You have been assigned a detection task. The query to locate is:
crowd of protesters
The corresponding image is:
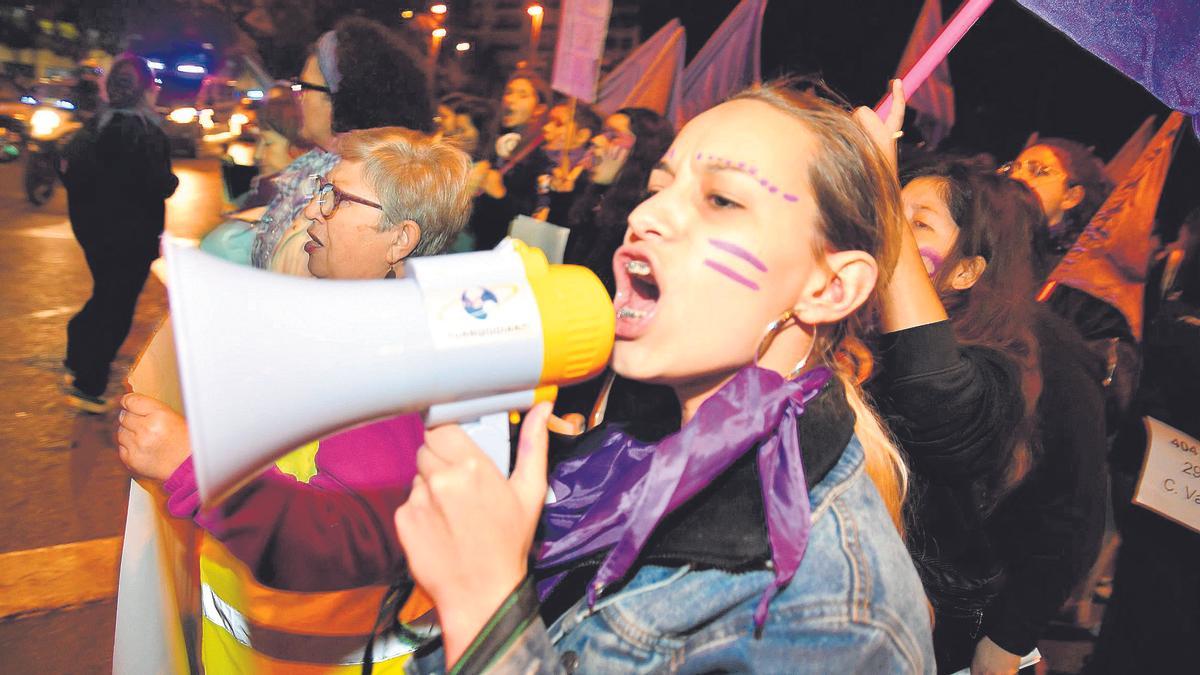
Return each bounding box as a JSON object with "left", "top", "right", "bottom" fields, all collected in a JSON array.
[{"left": 53, "top": 13, "right": 1198, "bottom": 675}]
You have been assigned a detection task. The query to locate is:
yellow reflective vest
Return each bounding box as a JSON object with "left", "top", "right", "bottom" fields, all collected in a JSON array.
[{"left": 197, "top": 441, "right": 429, "bottom": 673}]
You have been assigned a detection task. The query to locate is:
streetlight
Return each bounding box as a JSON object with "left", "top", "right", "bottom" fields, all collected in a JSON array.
[
  {"left": 429, "top": 27, "right": 447, "bottom": 89},
  {"left": 401, "top": 10, "right": 414, "bottom": 19},
  {"left": 430, "top": 3, "right": 447, "bottom": 14},
  {"left": 455, "top": 42, "right": 471, "bottom": 52},
  {"left": 527, "top": 4, "right": 544, "bottom": 68}
]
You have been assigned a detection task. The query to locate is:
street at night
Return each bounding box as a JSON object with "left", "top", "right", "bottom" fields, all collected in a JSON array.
[{"left": 0, "top": 151, "right": 222, "bottom": 673}]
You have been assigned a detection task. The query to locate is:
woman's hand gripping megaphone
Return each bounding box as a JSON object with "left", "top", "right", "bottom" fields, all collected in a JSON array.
[{"left": 394, "top": 401, "right": 553, "bottom": 668}]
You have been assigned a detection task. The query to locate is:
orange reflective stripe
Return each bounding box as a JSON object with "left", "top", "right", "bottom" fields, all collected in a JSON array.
[
  {"left": 200, "top": 535, "right": 390, "bottom": 636},
  {"left": 398, "top": 585, "right": 435, "bottom": 624}
]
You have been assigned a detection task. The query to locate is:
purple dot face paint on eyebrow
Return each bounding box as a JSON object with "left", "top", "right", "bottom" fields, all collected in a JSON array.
[
  {"left": 769, "top": 185, "right": 779, "bottom": 193},
  {"left": 708, "top": 238, "right": 768, "bottom": 272},
  {"left": 704, "top": 259, "right": 760, "bottom": 291},
  {"left": 918, "top": 246, "right": 945, "bottom": 278}
]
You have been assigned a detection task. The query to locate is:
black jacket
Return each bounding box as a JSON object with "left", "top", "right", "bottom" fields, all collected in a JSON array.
[{"left": 61, "top": 109, "right": 178, "bottom": 251}]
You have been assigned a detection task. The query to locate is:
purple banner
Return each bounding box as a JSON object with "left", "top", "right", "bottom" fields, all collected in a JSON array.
[
  {"left": 551, "top": 0, "right": 614, "bottom": 103},
  {"left": 1017, "top": 0, "right": 1200, "bottom": 137}
]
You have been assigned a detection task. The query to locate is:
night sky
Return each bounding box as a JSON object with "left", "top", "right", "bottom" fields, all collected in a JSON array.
[{"left": 642, "top": 0, "right": 1199, "bottom": 234}]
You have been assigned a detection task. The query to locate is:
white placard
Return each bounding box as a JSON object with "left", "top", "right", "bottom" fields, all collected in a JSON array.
[
  {"left": 1133, "top": 417, "right": 1200, "bottom": 533},
  {"left": 509, "top": 215, "right": 570, "bottom": 264}
]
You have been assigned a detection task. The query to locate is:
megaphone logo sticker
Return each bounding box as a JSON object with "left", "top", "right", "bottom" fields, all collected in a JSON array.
[
  {"left": 426, "top": 283, "right": 537, "bottom": 350},
  {"left": 461, "top": 287, "right": 499, "bottom": 320}
]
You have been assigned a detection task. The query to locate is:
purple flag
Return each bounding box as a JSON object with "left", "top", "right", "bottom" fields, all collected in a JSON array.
[
  {"left": 594, "top": 19, "right": 687, "bottom": 120},
  {"left": 551, "top": 0, "right": 613, "bottom": 103},
  {"left": 1016, "top": 0, "right": 1200, "bottom": 138},
  {"left": 674, "top": 0, "right": 768, "bottom": 127},
  {"left": 895, "top": 0, "right": 956, "bottom": 147}
]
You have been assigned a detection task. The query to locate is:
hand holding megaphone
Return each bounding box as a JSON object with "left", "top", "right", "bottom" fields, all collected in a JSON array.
[{"left": 163, "top": 237, "right": 614, "bottom": 504}]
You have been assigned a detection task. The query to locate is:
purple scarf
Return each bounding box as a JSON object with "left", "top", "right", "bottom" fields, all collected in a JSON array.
[{"left": 537, "top": 365, "right": 833, "bottom": 630}]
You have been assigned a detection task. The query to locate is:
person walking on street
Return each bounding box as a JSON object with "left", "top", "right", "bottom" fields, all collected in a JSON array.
[{"left": 60, "top": 54, "right": 178, "bottom": 413}]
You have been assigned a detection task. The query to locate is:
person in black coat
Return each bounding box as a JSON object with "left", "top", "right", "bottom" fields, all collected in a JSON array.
[
  {"left": 467, "top": 72, "right": 552, "bottom": 251},
  {"left": 60, "top": 55, "right": 178, "bottom": 412},
  {"left": 869, "top": 150, "right": 1105, "bottom": 673}
]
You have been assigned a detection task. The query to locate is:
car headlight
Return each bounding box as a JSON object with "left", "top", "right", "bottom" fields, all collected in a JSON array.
[
  {"left": 30, "top": 109, "right": 62, "bottom": 138},
  {"left": 168, "top": 107, "right": 198, "bottom": 124}
]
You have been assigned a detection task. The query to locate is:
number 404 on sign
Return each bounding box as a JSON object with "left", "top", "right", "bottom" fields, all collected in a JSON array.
[{"left": 1134, "top": 417, "right": 1200, "bottom": 533}]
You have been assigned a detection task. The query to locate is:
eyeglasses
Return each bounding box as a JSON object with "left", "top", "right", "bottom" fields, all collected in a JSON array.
[
  {"left": 998, "top": 159, "right": 1064, "bottom": 180},
  {"left": 291, "top": 79, "right": 331, "bottom": 95},
  {"left": 306, "top": 174, "right": 384, "bottom": 219}
]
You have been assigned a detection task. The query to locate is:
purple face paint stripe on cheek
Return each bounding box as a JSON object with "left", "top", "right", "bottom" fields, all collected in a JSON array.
[
  {"left": 707, "top": 238, "right": 768, "bottom": 272},
  {"left": 918, "top": 246, "right": 945, "bottom": 277},
  {"left": 704, "top": 259, "right": 760, "bottom": 291},
  {"left": 783, "top": 193, "right": 799, "bottom": 202}
]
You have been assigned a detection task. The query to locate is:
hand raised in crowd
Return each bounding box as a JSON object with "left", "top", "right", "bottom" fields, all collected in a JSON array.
[
  {"left": 466, "top": 160, "right": 490, "bottom": 196},
  {"left": 589, "top": 142, "right": 630, "bottom": 186},
  {"left": 467, "top": 160, "right": 507, "bottom": 199},
  {"left": 394, "top": 402, "right": 552, "bottom": 669},
  {"left": 970, "top": 636, "right": 1023, "bottom": 675},
  {"left": 548, "top": 162, "right": 587, "bottom": 193},
  {"left": 116, "top": 393, "right": 192, "bottom": 481},
  {"left": 852, "top": 78, "right": 905, "bottom": 171}
]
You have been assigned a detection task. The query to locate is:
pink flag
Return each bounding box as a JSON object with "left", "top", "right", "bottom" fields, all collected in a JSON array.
[
  {"left": 674, "top": 0, "right": 768, "bottom": 127},
  {"left": 895, "top": 0, "right": 956, "bottom": 147},
  {"left": 551, "top": 0, "right": 613, "bottom": 103},
  {"left": 595, "top": 19, "right": 686, "bottom": 119}
]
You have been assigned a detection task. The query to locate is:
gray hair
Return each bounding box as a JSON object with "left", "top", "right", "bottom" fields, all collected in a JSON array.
[{"left": 338, "top": 127, "right": 473, "bottom": 255}]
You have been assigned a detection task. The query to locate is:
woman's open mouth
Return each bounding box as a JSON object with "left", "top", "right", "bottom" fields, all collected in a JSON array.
[{"left": 612, "top": 247, "right": 661, "bottom": 340}]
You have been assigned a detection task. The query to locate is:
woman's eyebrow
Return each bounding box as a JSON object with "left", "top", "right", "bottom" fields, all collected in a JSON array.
[{"left": 652, "top": 161, "right": 675, "bottom": 176}]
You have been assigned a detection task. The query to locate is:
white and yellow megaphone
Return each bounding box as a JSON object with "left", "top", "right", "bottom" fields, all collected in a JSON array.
[{"left": 162, "top": 236, "right": 614, "bottom": 504}]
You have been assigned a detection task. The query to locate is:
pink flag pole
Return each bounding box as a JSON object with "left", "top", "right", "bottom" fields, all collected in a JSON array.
[{"left": 876, "top": 0, "right": 994, "bottom": 118}]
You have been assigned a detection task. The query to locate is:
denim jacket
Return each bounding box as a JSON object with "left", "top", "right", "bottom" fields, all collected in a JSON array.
[{"left": 408, "top": 438, "right": 934, "bottom": 674}]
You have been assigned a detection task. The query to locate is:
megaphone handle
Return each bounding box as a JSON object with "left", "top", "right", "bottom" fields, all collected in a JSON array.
[{"left": 458, "top": 412, "right": 514, "bottom": 478}]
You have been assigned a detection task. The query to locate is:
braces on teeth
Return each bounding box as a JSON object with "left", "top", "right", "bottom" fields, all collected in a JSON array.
[
  {"left": 625, "top": 260, "right": 651, "bottom": 276},
  {"left": 618, "top": 307, "right": 647, "bottom": 319}
]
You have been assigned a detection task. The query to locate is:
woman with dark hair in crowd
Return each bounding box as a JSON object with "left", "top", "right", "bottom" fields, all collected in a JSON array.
[
  {"left": 862, "top": 90, "right": 1106, "bottom": 671},
  {"left": 1003, "top": 139, "right": 1114, "bottom": 280},
  {"left": 251, "top": 16, "right": 433, "bottom": 272},
  {"left": 436, "top": 93, "right": 496, "bottom": 161},
  {"left": 1003, "top": 138, "right": 1137, "bottom": 431},
  {"left": 467, "top": 70, "right": 553, "bottom": 250},
  {"left": 60, "top": 54, "right": 178, "bottom": 412},
  {"left": 549, "top": 107, "right": 675, "bottom": 293},
  {"left": 547, "top": 107, "right": 678, "bottom": 433}
]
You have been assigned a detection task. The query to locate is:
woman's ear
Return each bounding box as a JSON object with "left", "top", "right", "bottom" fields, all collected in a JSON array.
[
  {"left": 949, "top": 255, "right": 987, "bottom": 290},
  {"left": 1061, "top": 184, "right": 1085, "bottom": 212},
  {"left": 388, "top": 219, "right": 421, "bottom": 265},
  {"left": 794, "top": 250, "right": 879, "bottom": 326}
]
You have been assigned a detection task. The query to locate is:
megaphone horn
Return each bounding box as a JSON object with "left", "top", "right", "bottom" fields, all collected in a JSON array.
[{"left": 163, "top": 236, "right": 614, "bottom": 504}]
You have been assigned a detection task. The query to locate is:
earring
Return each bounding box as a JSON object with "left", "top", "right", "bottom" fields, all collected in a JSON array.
[{"left": 755, "top": 309, "right": 819, "bottom": 380}]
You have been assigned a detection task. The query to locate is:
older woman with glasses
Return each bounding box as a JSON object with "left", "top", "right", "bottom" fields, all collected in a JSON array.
[{"left": 116, "top": 127, "right": 472, "bottom": 673}]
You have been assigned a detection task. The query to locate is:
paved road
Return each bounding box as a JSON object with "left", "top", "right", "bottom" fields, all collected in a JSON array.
[{"left": 0, "top": 150, "right": 224, "bottom": 674}]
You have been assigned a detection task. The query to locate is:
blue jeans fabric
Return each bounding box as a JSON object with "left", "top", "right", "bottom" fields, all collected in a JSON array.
[{"left": 409, "top": 438, "right": 934, "bottom": 674}]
